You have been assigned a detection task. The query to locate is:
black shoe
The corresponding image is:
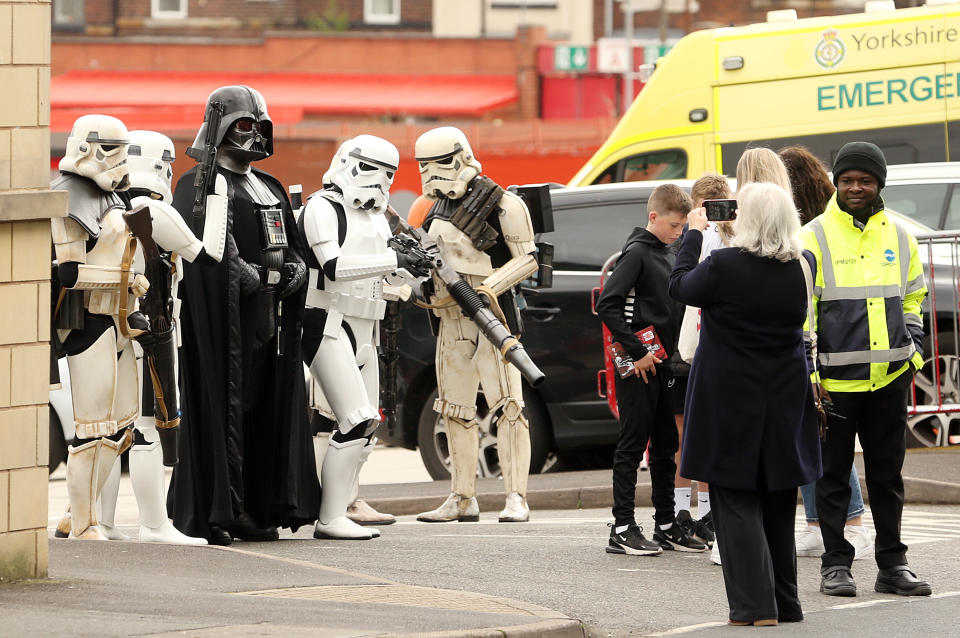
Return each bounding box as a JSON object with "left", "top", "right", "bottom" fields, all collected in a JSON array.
[
  {"left": 820, "top": 565, "right": 857, "bottom": 597},
  {"left": 875, "top": 565, "right": 932, "bottom": 596},
  {"left": 606, "top": 523, "right": 663, "bottom": 556},
  {"left": 677, "top": 510, "right": 715, "bottom": 547},
  {"left": 207, "top": 526, "right": 233, "bottom": 546},
  {"left": 223, "top": 512, "right": 279, "bottom": 542},
  {"left": 653, "top": 521, "right": 708, "bottom": 552}
]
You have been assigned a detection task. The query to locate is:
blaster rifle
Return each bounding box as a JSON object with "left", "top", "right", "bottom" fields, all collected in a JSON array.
[
  {"left": 384, "top": 206, "right": 545, "bottom": 388},
  {"left": 185, "top": 100, "right": 224, "bottom": 232},
  {"left": 123, "top": 204, "right": 181, "bottom": 467}
]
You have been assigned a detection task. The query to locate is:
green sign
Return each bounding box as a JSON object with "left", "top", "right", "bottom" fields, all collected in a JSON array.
[{"left": 555, "top": 45, "right": 588, "bottom": 72}]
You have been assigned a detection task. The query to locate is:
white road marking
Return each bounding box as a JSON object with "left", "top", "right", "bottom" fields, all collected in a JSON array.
[
  {"left": 831, "top": 600, "right": 896, "bottom": 609},
  {"left": 647, "top": 621, "right": 727, "bottom": 635}
]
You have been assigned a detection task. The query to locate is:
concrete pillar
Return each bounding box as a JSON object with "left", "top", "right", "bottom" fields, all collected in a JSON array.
[
  {"left": 0, "top": 0, "right": 67, "bottom": 582},
  {"left": 514, "top": 24, "right": 546, "bottom": 121}
]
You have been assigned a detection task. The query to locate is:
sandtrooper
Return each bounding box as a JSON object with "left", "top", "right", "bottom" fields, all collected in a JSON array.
[
  {"left": 51, "top": 115, "right": 153, "bottom": 540},
  {"left": 94, "top": 130, "right": 228, "bottom": 544},
  {"left": 413, "top": 127, "right": 539, "bottom": 523},
  {"left": 299, "top": 135, "right": 429, "bottom": 539}
]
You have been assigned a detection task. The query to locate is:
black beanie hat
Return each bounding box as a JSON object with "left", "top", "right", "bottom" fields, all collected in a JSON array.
[{"left": 832, "top": 141, "right": 886, "bottom": 189}]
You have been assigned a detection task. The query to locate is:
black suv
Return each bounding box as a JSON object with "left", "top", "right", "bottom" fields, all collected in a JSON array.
[{"left": 378, "top": 181, "right": 694, "bottom": 479}]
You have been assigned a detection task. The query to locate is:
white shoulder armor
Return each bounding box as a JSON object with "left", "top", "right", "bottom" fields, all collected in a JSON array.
[
  {"left": 498, "top": 191, "right": 537, "bottom": 257},
  {"left": 131, "top": 196, "right": 203, "bottom": 262},
  {"left": 303, "top": 195, "right": 343, "bottom": 266}
]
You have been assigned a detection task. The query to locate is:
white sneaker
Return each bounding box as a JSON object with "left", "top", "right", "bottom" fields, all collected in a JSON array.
[
  {"left": 710, "top": 540, "right": 721, "bottom": 565},
  {"left": 844, "top": 525, "right": 873, "bottom": 561},
  {"left": 795, "top": 525, "right": 824, "bottom": 557}
]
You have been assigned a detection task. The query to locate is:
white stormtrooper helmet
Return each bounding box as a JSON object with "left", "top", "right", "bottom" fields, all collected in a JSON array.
[
  {"left": 59, "top": 114, "right": 131, "bottom": 191},
  {"left": 127, "top": 130, "right": 176, "bottom": 204},
  {"left": 325, "top": 135, "right": 399, "bottom": 214},
  {"left": 415, "top": 126, "right": 482, "bottom": 200}
]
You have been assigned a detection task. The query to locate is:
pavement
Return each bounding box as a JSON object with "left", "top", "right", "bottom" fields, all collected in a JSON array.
[{"left": 5, "top": 445, "right": 959, "bottom": 638}]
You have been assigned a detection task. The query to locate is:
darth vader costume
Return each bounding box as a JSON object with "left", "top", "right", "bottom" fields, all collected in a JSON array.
[{"left": 167, "top": 85, "right": 319, "bottom": 543}]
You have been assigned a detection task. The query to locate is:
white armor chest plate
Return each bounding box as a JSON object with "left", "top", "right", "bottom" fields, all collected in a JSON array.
[
  {"left": 84, "top": 208, "right": 143, "bottom": 321},
  {"left": 324, "top": 208, "right": 392, "bottom": 301},
  {"left": 428, "top": 218, "right": 493, "bottom": 278}
]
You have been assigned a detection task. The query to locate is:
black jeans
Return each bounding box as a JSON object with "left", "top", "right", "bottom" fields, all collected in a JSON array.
[
  {"left": 712, "top": 484, "right": 802, "bottom": 623},
  {"left": 612, "top": 368, "right": 678, "bottom": 527},
  {"left": 815, "top": 372, "right": 910, "bottom": 569}
]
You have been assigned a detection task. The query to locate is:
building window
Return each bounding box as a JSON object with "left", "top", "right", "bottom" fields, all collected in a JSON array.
[
  {"left": 152, "top": 0, "right": 187, "bottom": 19},
  {"left": 364, "top": 0, "right": 400, "bottom": 25},
  {"left": 53, "top": 0, "right": 84, "bottom": 28}
]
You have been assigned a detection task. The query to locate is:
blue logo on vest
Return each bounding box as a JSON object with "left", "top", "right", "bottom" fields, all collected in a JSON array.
[{"left": 884, "top": 249, "right": 896, "bottom": 263}]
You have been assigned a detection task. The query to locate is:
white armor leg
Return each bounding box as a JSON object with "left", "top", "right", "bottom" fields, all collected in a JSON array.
[
  {"left": 417, "top": 315, "right": 482, "bottom": 523},
  {"left": 477, "top": 330, "right": 531, "bottom": 523},
  {"left": 98, "top": 458, "right": 130, "bottom": 540},
  {"left": 129, "top": 418, "right": 207, "bottom": 545},
  {"left": 67, "top": 436, "right": 124, "bottom": 539},
  {"left": 315, "top": 438, "right": 375, "bottom": 540},
  {"left": 310, "top": 320, "right": 380, "bottom": 540},
  {"left": 67, "top": 328, "right": 121, "bottom": 440}
]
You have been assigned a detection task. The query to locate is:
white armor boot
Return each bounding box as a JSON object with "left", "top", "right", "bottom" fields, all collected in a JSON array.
[
  {"left": 98, "top": 458, "right": 130, "bottom": 540},
  {"left": 130, "top": 433, "right": 207, "bottom": 545},
  {"left": 315, "top": 438, "right": 378, "bottom": 540},
  {"left": 496, "top": 399, "right": 531, "bottom": 523},
  {"left": 417, "top": 416, "right": 480, "bottom": 522},
  {"left": 66, "top": 437, "right": 125, "bottom": 539},
  {"left": 346, "top": 438, "right": 396, "bottom": 526}
]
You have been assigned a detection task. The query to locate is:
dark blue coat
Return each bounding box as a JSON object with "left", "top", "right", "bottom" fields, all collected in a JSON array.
[{"left": 668, "top": 230, "right": 822, "bottom": 492}]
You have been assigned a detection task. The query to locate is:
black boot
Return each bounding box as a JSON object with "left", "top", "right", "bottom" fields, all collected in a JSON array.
[
  {"left": 223, "top": 512, "right": 279, "bottom": 542},
  {"left": 875, "top": 565, "right": 932, "bottom": 596},
  {"left": 207, "top": 525, "right": 233, "bottom": 546}
]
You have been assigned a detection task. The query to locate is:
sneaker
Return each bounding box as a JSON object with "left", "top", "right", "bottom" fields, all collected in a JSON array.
[
  {"left": 692, "top": 513, "right": 716, "bottom": 547},
  {"left": 606, "top": 523, "right": 663, "bottom": 556},
  {"left": 710, "top": 540, "right": 722, "bottom": 565},
  {"left": 795, "top": 525, "right": 825, "bottom": 557},
  {"left": 653, "top": 521, "right": 708, "bottom": 552},
  {"left": 844, "top": 525, "right": 873, "bottom": 561},
  {"left": 676, "top": 510, "right": 714, "bottom": 547}
]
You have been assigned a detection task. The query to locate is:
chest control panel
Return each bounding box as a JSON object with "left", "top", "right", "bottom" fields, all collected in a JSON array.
[{"left": 258, "top": 207, "right": 288, "bottom": 249}]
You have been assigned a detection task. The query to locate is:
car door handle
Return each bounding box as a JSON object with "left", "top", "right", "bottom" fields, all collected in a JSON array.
[{"left": 526, "top": 305, "right": 561, "bottom": 319}]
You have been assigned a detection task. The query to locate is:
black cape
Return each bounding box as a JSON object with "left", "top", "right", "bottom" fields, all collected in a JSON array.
[{"left": 167, "top": 165, "right": 319, "bottom": 537}]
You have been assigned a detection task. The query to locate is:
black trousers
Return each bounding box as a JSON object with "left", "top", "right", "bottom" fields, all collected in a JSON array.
[
  {"left": 612, "top": 369, "right": 678, "bottom": 527},
  {"left": 815, "top": 372, "right": 910, "bottom": 569},
  {"left": 712, "top": 484, "right": 802, "bottom": 623}
]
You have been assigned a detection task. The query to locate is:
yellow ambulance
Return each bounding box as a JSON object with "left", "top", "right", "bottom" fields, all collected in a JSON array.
[{"left": 569, "top": 1, "right": 960, "bottom": 186}]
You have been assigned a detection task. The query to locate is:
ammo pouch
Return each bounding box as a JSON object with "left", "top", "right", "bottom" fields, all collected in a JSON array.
[{"left": 449, "top": 176, "right": 504, "bottom": 251}]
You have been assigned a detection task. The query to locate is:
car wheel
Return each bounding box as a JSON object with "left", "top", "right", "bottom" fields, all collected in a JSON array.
[
  {"left": 906, "top": 331, "right": 960, "bottom": 447},
  {"left": 416, "top": 387, "right": 554, "bottom": 481},
  {"left": 48, "top": 406, "right": 68, "bottom": 475}
]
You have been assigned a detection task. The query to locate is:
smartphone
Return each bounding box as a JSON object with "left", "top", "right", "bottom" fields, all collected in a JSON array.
[{"left": 703, "top": 199, "right": 738, "bottom": 221}]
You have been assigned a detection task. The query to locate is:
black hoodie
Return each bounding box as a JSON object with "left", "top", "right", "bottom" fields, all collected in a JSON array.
[{"left": 596, "top": 227, "right": 679, "bottom": 361}]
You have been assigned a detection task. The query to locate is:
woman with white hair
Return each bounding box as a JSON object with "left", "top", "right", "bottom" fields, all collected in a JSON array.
[{"left": 669, "top": 182, "right": 822, "bottom": 626}]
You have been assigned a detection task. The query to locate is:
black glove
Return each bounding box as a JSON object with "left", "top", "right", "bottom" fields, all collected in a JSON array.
[
  {"left": 278, "top": 261, "right": 307, "bottom": 299},
  {"left": 394, "top": 249, "right": 431, "bottom": 278}
]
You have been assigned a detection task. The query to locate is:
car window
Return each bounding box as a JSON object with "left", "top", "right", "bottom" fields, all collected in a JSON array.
[
  {"left": 943, "top": 186, "right": 960, "bottom": 230},
  {"left": 552, "top": 201, "right": 646, "bottom": 271},
  {"left": 623, "top": 150, "right": 687, "bottom": 182},
  {"left": 882, "top": 183, "right": 949, "bottom": 229}
]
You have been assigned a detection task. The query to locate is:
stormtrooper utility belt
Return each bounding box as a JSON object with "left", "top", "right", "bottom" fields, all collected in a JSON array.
[{"left": 306, "top": 288, "right": 386, "bottom": 338}]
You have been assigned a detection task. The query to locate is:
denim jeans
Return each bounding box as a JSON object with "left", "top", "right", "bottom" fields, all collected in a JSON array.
[{"left": 799, "top": 464, "right": 865, "bottom": 523}]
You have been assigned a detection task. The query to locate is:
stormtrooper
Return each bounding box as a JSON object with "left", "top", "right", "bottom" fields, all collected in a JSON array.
[
  {"left": 168, "top": 86, "right": 319, "bottom": 545},
  {"left": 51, "top": 115, "right": 189, "bottom": 540},
  {"left": 299, "top": 135, "right": 429, "bottom": 540},
  {"left": 413, "top": 127, "right": 539, "bottom": 524},
  {"left": 93, "top": 130, "right": 228, "bottom": 544}
]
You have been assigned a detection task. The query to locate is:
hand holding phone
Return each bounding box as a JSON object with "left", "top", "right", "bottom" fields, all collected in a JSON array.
[{"left": 703, "top": 199, "right": 738, "bottom": 221}]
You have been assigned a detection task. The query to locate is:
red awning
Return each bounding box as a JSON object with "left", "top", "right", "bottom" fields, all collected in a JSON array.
[{"left": 50, "top": 70, "right": 518, "bottom": 133}]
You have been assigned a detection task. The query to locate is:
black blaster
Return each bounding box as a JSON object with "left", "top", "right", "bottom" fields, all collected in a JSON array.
[{"left": 185, "top": 100, "right": 224, "bottom": 232}]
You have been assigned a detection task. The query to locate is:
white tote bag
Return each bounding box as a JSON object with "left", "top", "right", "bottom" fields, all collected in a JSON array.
[{"left": 677, "top": 305, "right": 701, "bottom": 363}]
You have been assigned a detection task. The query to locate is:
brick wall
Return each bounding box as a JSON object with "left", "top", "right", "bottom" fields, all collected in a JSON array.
[{"left": 0, "top": 0, "right": 68, "bottom": 582}]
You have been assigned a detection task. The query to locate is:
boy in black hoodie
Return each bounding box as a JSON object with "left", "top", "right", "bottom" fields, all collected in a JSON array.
[{"left": 597, "top": 184, "right": 706, "bottom": 555}]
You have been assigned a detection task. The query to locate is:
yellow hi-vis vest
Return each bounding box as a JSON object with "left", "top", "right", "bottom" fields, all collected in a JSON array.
[{"left": 801, "top": 194, "right": 926, "bottom": 393}]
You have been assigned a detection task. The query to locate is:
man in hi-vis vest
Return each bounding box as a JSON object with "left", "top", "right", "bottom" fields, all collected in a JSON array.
[{"left": 802, "top": 142, "right": 931, "bottom": 598}]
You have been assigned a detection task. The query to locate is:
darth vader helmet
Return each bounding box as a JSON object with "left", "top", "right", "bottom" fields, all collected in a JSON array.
[{"left": 188, "top": 85, "right": 273, "bottom": 162}]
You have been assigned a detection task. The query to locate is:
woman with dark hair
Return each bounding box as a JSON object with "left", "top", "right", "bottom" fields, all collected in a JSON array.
[{"left": 778, "top": 146, "right": 835, "bottom": 225}]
